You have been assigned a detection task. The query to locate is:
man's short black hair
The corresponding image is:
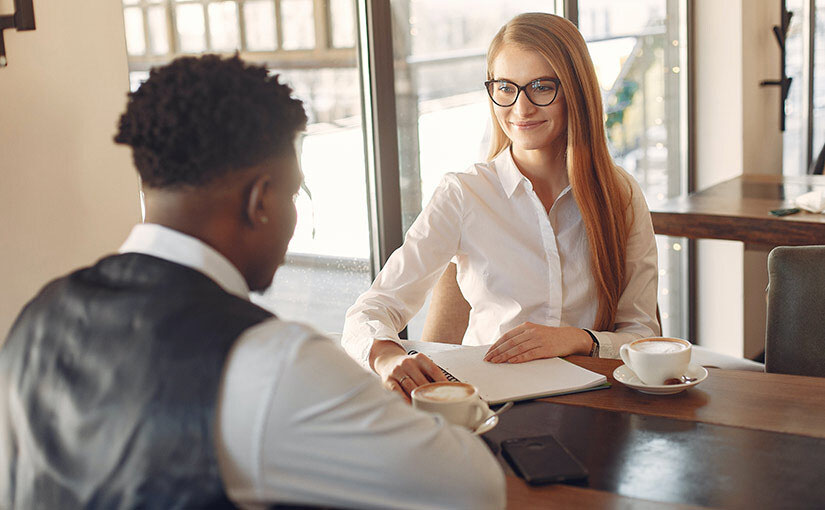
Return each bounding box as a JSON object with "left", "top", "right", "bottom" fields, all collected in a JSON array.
[{"left": 115, "top": 55, "right": 307, "bottom": 188}]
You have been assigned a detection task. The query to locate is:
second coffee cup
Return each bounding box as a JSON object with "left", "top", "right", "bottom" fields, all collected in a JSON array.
[{"left": 619, "top": 337, "right": 692, "bottom": 386}]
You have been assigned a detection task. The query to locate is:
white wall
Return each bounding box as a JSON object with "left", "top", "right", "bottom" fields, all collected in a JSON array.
[
  {"left": 740, "top": 0, "right": 781, "bottom": 359},
  {"left": 0, "top": 1, "right": 140, "bottom": 338},
  {"left": 742, "top": 1, "right": 783, "bottom": 175},
  {"left": 695, "top": 0, "right": 744, "bottom": 190},
  {"left": 693, "top": 0, "right": 781, "bottom": 357}
]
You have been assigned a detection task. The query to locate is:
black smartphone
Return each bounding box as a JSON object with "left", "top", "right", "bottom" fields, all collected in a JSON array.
[
  {"left": 769, "top": 207, "right": 801, "bottom": 217},
  {"left": 501, "top": 434, "right": 588, "bottom": 486}
]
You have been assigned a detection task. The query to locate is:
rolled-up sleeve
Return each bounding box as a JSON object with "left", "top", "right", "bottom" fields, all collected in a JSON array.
[{"left": 342, "top": 174, "right": 465, "bottom": 368}]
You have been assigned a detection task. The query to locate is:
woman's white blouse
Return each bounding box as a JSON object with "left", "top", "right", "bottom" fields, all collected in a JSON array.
[{"left": 342, "top": 149, "right": 660, "bottom": 367}]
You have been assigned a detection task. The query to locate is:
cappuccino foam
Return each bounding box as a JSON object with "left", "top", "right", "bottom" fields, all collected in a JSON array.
[
  {"left": 633, "top": 340, "right": 688, "bottom": 354},
  {"left": 416, "top": 384, "right": 474, "bottom": 402}
]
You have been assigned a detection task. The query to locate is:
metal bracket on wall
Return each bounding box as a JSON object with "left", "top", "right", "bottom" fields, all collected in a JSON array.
[
  {"left": 760, "top": 1, "right": 793, "bottom": 131},
  {"left": 0, "top": 0, "right": 36, "bottom": 68}
]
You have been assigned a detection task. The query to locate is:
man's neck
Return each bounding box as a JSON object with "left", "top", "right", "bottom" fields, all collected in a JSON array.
[{"left": 143, "top": 189, "right": 251, "bottom": 289}]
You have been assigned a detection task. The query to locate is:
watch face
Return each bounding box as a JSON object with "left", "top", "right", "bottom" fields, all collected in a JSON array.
[
  {"left": 584, "top": 330, "right": 599, "bottom": 357},
  {"left": 589, "top": 342, "right": 598, "bottom": 357}
]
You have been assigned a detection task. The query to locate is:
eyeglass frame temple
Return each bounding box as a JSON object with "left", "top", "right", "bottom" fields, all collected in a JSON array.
[{"left": 483, "top": 78, "right": 561, "bottom": 107}]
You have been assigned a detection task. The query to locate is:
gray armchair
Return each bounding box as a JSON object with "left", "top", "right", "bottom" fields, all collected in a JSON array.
[{"left": 765, "top": 245, "right": 825, "bottom": 377}]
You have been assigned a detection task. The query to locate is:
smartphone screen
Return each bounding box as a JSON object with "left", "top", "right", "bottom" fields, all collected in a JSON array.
[{"left": 501, "top": 434, "right": 588, "bottom": 486}]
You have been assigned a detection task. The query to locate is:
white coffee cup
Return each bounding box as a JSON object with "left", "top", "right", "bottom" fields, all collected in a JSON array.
[
  {"left": 619, "top": 337, "right": 692, "bottom": 386},
  {"left": 411, "top": 382, "right": 490, "bottom": 429}
]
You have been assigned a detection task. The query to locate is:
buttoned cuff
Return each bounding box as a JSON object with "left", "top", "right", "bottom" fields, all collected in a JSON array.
[{"left": 589, "top": 330, "right": 617, "bottom": 359}]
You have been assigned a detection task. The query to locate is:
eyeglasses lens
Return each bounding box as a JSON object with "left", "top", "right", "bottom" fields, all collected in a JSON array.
[{"left": 487, "top": 79, "right": 558, "bottom": 107}]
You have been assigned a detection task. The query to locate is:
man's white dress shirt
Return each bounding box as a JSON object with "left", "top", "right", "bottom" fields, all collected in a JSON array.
[
  {"left": 120, "top": 224, "right": 505, "bottom": 510},
  {"left": 342, "top": 149, "right": 659, "bottom": 366}
]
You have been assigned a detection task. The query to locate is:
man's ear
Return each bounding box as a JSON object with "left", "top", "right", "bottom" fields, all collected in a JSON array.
[{"left": 245, "top": 173, "right": 271, "bottom": 228}]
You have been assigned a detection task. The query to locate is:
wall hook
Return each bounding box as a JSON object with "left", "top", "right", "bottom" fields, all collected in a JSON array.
[
  {"left": 760, "top": 1, "right": 792, "bottom": 131},
  {"left": 0, "top": 0, "right": 36, "bottom": 68}
]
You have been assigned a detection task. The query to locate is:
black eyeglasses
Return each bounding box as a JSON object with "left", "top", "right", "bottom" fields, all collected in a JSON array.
[{"left": 484, "top": 78, "right": 561, "bottom": 107}]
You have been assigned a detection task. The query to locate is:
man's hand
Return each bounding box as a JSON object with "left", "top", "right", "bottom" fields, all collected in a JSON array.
[
  {"left": 483, "top": 324, "right": 592, "bottom": 363},
  {"left": 371, "top": 340, "right": 449, "bottom": 403}
]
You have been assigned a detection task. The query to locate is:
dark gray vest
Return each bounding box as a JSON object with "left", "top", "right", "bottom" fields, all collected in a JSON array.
[{"left": 0, "top": 253, "right": 273, "bottom": 509}]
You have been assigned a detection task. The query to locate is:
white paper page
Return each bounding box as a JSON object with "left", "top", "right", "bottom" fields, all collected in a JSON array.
[
  {"left": 417, "top": 344, "right": 606, "bottom": 404},
  {"left": 400, "top": 340, "right": 464, "bottom": 355}
]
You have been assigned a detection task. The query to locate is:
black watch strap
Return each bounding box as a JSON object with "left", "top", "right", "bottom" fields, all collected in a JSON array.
[{"left": 583, "top": 329, "right": 600, "bottom": 357}]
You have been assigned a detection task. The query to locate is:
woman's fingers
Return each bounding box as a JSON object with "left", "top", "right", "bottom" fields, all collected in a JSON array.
[
  {"left": 384, "top": 378, "right": 411, "bottom": 403},
  {"left": 502, "top": 346, "right": 547, "bottom": 363},
  {"left": 384, "top": 352, "right": 449, "bottom": 401},
  {"left": 484, "top": 323, "right": 529, "bottom": 357},
  {"left": 414, "top": 353, "right": 450, "bottom": 383},
  {"left": 487, "top": 336, "right": 543, "bottom": 363},
  {"left": 485, "top": 325, "right": 590, "bottom": 363},
  {"left": 393, "top": 355, "right": 430, "bottom": 386},
  {"left": 485, "top": 323, "right": 568, "bottom": 363},
  {"left": 485, "top": 326, "right": 533, "bottom": 361}
]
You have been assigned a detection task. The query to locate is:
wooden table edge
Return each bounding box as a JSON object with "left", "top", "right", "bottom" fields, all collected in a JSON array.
[
  {"left": 505, "top": 476, "right": 711, "bottom": 510},
  {"left": 544, "top": 356, "right": 825, "bottom": 440}
]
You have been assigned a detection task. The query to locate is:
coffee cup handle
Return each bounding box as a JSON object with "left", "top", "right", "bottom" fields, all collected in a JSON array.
[
  {"left": 619, "top": 343, "right": 632, "bottom": 368},
  {"left": 470, "top": 399, "right": 489, "bottom": 428}
]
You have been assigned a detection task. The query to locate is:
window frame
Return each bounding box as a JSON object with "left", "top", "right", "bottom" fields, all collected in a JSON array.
[{"left": 123, "top": 0, "right": 357, "bottom": 73}]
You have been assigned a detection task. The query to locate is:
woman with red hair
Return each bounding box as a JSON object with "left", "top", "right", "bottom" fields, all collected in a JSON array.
[{"left": 343, "top": 13, "right": 660, "bottom": 401}]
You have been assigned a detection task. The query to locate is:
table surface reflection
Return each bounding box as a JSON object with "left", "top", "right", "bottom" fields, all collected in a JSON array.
[{"left": 499, "top": 356, "right": 825, "bottom": 509}]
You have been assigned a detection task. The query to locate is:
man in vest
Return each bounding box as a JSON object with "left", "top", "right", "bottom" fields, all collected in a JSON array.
[{"left": 0, "top": 55, "right": 505, "bottom": 509}]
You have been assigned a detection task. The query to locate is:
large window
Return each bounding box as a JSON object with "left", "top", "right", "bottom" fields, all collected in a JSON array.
[
  {"left": 784, "top": 0, "right": 825, "bottom": 176},
  {"left": 122, "top": 0, "right": 370, "bottom": 334},
  {"left": 784, "top": 0, "right": 807, "bottom": 175},
  {"left": 120, "top": 0, "right": 689, "bottom": 338}
]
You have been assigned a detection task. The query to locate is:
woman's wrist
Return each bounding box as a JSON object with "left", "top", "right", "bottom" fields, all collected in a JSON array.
[{"left": 369, "top": 339, "right": 406, "bottom": 372}]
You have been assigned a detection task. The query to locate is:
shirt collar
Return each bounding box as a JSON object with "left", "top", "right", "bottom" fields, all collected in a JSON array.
[
  {"left": 493, "top": 147, "right": 573, "bottom": 201},
  {"left": 493, "top": 147, "right": 526, "bottom": 198},
  {"left": 119, "top": 223, "right": 250, "bottom": 300}
]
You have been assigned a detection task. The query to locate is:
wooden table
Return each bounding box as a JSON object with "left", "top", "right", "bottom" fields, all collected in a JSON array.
[
  {"left": 499, "top": 356, "right": 825, "bottom": 509},
  {"left": 648, "top": 174, "right": 825, "bottom": 357},
  {"left": 650, "top": 174, "right": 825, "bottom": 247}
]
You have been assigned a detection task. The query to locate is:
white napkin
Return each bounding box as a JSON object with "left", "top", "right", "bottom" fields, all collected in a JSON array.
[{"left": 794, "top": 190, "right": 825, "bottom": 213}]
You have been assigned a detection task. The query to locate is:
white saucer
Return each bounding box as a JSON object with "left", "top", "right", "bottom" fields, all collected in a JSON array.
[
  {"left": 472, "top": 412, "right": 499, "bottom": 435},
  {"left": 613, "top": 363, "right": 708, "bottom": 395}
]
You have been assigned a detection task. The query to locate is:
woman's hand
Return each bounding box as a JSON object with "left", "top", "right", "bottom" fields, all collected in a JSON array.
[
  {"left": 371, "top": 341, "right": 449, "bottom": 403},
  {"left": 483, "top": 324, "right": 592, "bottom": 363}
]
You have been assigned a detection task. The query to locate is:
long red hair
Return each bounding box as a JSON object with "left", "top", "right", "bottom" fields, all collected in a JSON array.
[{"left": 487, "top": 13, "right": 633, "bottom": 331}]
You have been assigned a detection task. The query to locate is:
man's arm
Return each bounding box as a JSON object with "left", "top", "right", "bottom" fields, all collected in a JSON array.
[{"left": 216, "top": 319, "right": 506, "bottom": 510}]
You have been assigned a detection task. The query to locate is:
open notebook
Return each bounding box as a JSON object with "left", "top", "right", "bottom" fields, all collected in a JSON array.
[{"left": 400, "top": 340, "right": 608, "bottom": 405}]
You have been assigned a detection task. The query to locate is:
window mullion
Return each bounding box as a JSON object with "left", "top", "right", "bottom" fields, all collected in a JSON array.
[
  {"left": 563, "top": 0, "right": 579, "bottom": 26},
  {"left": 356, "top": 0, "right": 402, "bottom": 278},
  {"left": 237, "top": 0, "right": 248, "bottom": 52},
  {"left": 314, "top": 0, "right": 330, "bottom": 52},
  {"left": 141, "top": 4, "right": 151, "bottom": 55},
  {"left": 166, "top": 0, "right": 178, "bottom": 55},
  {"left": 202, "top": 1, "right": 212, "bottom": 51},
  {"left": 274, "top": 0, "right": 284, "bottom": 49},
  {"left": 803, "top": 0, "right": 815, "bottom": 169}
]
